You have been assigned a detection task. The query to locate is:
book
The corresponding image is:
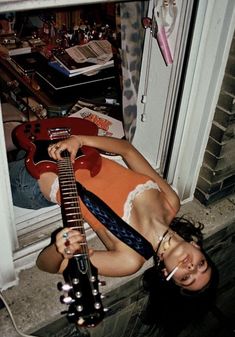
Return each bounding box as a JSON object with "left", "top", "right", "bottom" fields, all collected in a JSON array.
[
  {"left": 66, "top": 40, "right": 113, "bottom": 64},
  {"left": 54, "top": 50, "right": 114, "bottom": 75},
  {"left": 0, "top": 40, "right": 31, "bottom": 57},
  {"left": 8, "top": 46, "right": 32, "bottom": 56},
  {"left": 48, "top": 60, "right": 81, "bottom": 77},
  {"left": 49, "top": 59, "right": 114, "bottom": 77},
  {"left": 35, "top": 63, "right": 115, "bottom": 92},
  {"left": 0, "top": 45, "right": 32, "bottom": 56},
  {"left": 10, "top": 52, "right": 48, "bottom": 74}
]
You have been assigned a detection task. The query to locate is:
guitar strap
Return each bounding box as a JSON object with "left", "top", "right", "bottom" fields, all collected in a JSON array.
[{"left": 76, "top": 181, "right": 155, "bottom": 260}]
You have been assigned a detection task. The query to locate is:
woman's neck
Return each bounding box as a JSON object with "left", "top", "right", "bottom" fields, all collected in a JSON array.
[{"left": 156, "top": 230, "right": 184, "bottom": 261}]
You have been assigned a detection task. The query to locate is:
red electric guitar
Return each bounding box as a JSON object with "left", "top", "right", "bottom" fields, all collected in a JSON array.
[
  {"left": 13, "top": 117, "right": 102, "bottom": 179},
  {"left": 13, "top": 117, "right": 106, "bottom": 327}
]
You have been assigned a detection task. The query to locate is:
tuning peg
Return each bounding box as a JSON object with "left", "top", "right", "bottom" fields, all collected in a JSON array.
[
  {"left": 98, "top": 280, "right": 106, "bottom": 286},
  {"left": 57, "top": 282, "right": 63, "bottom": 291},
  {"left": 77, "top": 317, "right": 85, "bottom": 326},
  {"left": 60, "top": 310, "right": 68, "bottom": 315},
  {"left": 103, "top": 307, "right": 109, "bottom": 312},
  {"left": 57, "top": 282, "right": 72, "bottom": 292},
  {"left": 100, "top": 294, "right": 106, "bottom": 299},
  {"left": 60, "top": 295, "right": 75, "bottom": 304}
]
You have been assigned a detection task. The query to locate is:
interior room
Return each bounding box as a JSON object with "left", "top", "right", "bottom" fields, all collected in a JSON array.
[{"left": 0, "top": 0, "right": 234, "bottom": 336}]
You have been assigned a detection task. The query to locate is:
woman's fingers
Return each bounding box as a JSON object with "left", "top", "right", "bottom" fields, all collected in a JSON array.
[
  {"left": 56, "top": 228, "right": 86, "bottom": 258},
  {"left": 48, "top": 142, "right": 66, "bottom": 160},
  {"left": 48, "top": 136, "right": 81, "bottom": 162}
]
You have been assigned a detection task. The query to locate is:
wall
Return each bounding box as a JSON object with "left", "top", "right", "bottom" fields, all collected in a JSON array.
[{"left": 195, "top": 32, "right": 235, "bottom": 205}]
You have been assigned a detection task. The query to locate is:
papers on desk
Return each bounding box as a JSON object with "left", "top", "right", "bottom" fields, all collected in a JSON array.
[{"left": 70, "top": 107, "right": 124, "bottom": 139}]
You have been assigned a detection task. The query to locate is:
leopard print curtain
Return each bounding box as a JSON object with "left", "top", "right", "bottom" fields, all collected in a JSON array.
[{"left": 120, "top": 1, "right": 149, "bottom": 142}]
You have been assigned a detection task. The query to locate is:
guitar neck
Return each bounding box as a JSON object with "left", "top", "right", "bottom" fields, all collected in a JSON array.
[{"left": 57, "top": 151, "right": 87, "bottom": 250}]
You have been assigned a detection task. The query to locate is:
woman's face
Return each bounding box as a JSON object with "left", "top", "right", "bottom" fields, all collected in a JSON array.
[{"left": 163, "top": 241, "right": 212, "bottom": 291}]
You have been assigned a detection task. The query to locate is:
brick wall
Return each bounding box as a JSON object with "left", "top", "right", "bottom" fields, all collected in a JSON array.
[{"left": 195, "top": 33, "right": 235, "bottom": 205}]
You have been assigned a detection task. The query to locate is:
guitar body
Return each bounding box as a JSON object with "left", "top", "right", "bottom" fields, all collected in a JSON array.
[{"left": 13, "top": 117, "right": 102, "bottom": 179}]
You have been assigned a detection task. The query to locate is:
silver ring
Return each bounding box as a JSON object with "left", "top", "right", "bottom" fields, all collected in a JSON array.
[
  {"left": 64, "top": 248, "right": 71, "bottom": 255},
  {"left": 62, "top": 232, "right": 69, "bottom": 239}
]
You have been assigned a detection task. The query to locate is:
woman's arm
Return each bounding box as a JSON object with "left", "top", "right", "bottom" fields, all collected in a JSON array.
[
  {"left": 36, "top": 227, "right": 145, "bottom": 276},
  {"left": 36, "top": 227, "right": 85, "bottom": 273},
  {"left": 36, "top": 243, "right": 64, "bottom": 273},
  {"left": 49, "top": 135, "right": 180, "bottom": 212}
]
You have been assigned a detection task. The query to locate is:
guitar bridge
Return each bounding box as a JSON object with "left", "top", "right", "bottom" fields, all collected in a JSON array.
[{"left": 48, "top": 127, "right": 71, "bottom": 140}]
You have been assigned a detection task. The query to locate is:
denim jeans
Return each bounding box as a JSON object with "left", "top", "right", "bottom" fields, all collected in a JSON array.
[{"left": 8, "top": 158, "right": 55, "bottom": 209}]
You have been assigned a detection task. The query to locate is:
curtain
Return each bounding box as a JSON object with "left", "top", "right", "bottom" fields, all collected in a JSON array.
[{"left": 120, "top": 1, "right": 149, "bottom": 142}]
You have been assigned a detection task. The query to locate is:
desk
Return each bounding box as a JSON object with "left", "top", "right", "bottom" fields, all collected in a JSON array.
[
  {"left": 0, "top": 55, "right": 121, "bottom": 119},
  {"left": 0, "top": 56, "right": 78, "bottom": 117}
]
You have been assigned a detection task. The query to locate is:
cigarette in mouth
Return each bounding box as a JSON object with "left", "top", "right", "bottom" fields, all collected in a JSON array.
[{"left": 166, "top": 262, "right": 182, "bottom": 281}]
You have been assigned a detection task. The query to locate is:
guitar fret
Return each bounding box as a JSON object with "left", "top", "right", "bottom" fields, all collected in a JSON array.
[
  {"left": 67, "top": 219, "right": 81, "bottom": 223},
  {"left": 60, "top": 186, "right": 77, "bottom": 189},
  {"left": 61, "top": 190, "right": 77, "bottom": 195},
  {"left": 60, "top": 183, "right": 76, "bottom": 187},
  {"left": 65, "top": 212, "right": 81, "bottom": 216},
  {"left": 65, "top": 210, "right": 82, "bottom": 215},
  {"left": 65, "top": 213, "right": 82, "bottom": 216},
  {"left": 63, "top": 201, "right": 79, "bottom": 207},
  {"left": 62, "top": 197, "right": 78, "bottom": 201},
  {"left": 60, "top": 177, "right": 74, "bottom": 180},
  {"left": 65, "top": 206, "right": 80, "bottom": 209}
]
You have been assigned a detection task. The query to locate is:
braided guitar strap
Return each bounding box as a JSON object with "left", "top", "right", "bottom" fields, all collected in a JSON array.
[{"left": 76, "top": 181, "right": 155, "bottom": 260}]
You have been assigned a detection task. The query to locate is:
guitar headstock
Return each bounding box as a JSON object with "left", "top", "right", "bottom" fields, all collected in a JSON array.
[{"left": 58, "top": 255, "right": 106, "bottom": 327}]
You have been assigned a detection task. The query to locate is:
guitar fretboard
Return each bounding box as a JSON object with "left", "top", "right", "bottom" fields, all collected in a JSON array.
[{"left": 57, "top": 151, "right": 87, "bottom": 253}]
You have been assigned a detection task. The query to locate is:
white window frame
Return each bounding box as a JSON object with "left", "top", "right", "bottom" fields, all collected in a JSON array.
[{"left": 168, "top": 0, "right": 235, "bottom": 203}]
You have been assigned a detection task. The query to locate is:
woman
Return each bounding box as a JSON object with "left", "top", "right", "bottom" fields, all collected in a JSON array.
[{"left": 24, "top": 134, "right": 213, "bottom": 293}]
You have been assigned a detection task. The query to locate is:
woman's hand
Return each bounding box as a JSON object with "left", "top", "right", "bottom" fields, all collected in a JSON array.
[
  {"left": 48, "top": 135, "right": 83, "bottom": 163},
  {"left": 55, "top": 227, "right": 92, "bottom": 259}
]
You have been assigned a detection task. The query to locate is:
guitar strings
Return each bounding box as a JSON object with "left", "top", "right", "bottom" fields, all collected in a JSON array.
[{"left": 55, "top": 135, "right": 96, "bottom": 292}]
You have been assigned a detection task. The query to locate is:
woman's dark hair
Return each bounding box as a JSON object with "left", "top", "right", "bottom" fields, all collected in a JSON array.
[
  {"left": 141, "top": 217, "right": 219, "bottom": 336},
  {"left": 169, "top": 216, "right": 204, "bottom": 244}
]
